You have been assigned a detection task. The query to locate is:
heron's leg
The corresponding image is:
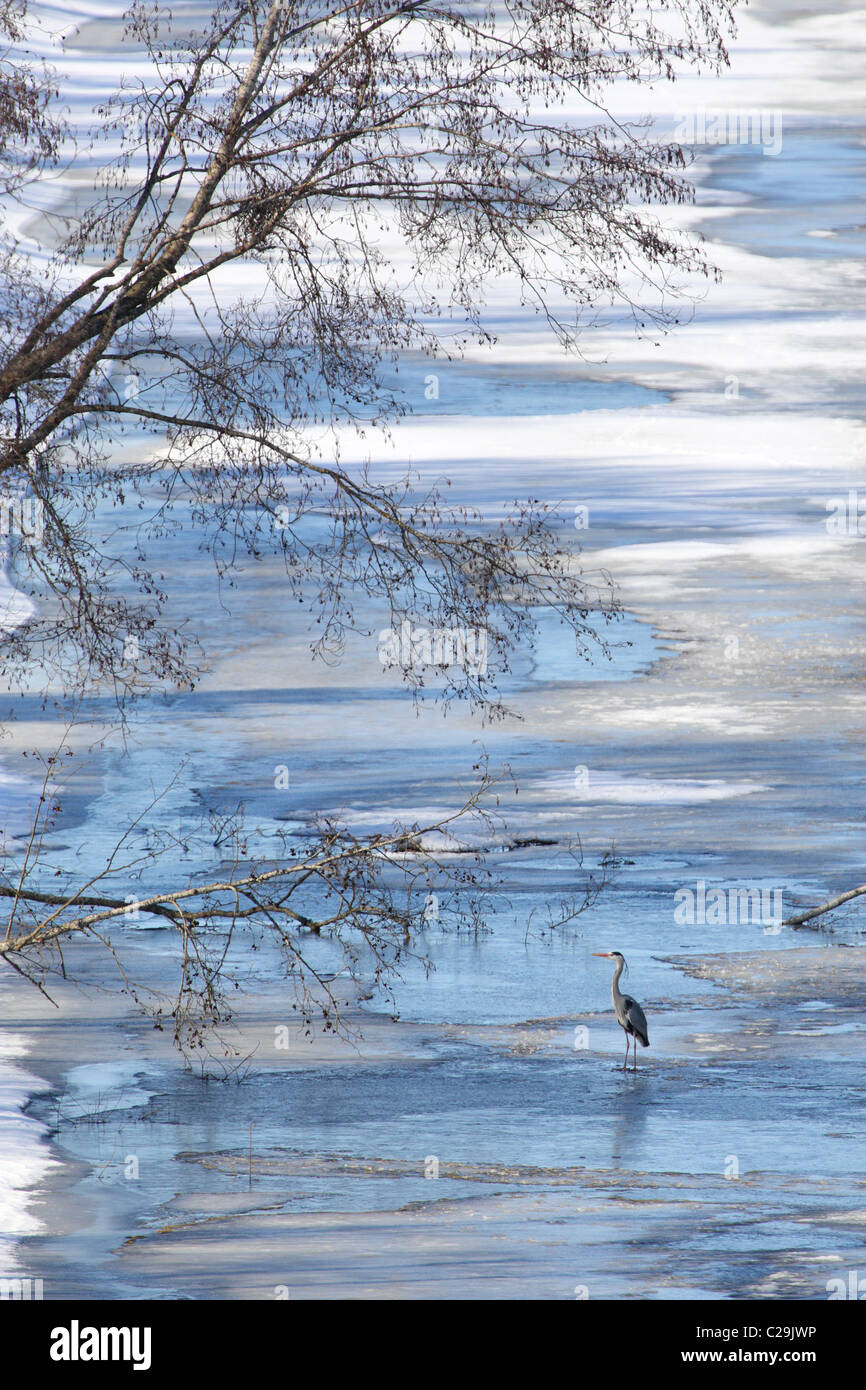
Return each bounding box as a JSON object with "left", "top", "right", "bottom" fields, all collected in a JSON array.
[
  {"left": 622, "top": 1030, "right": 629, "bottom": 1070},
  {"left": 633, "top": 1035, "right": 638, "bottom": 1070}
]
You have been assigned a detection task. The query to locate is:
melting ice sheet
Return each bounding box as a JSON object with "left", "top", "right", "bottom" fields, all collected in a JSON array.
[{"left": 6, "top": 0, "right": 866, "bottom": 1299}]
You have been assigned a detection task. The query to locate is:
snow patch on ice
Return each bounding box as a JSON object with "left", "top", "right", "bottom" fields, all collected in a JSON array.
[
  {"left": 0, "top": 1031, "right": 56, "bottom": 1276},
  {"left": 541, "top": 769, "right": 769, "bottom": 805}
]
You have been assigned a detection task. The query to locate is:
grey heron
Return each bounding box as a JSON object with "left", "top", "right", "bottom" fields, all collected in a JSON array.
[{"left": 593, "top": 951, "right": 650, "bottom": 1070}]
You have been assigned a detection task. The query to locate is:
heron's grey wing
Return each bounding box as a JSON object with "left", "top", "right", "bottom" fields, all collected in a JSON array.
[{"left": 623, "top": 996, "right": 649, "bottom": 1047}]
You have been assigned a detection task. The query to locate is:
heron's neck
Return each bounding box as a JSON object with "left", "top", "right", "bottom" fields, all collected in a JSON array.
[{"left": 610, "top": 958, "right": 625, "bottom": 1002}]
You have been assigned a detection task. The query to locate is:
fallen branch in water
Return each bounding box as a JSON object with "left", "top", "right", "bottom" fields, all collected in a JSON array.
[{"left": 783, "top": 883, "right": 866, "bottom": 928}]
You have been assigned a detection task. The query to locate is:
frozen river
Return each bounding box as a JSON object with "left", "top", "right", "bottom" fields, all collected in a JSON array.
[{"left": 2, "top": 0, "right": 866, "bottom": 1299}]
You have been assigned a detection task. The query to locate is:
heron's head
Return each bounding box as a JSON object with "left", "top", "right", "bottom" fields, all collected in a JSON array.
[{"left": 593, "top": 950, "right": 627, "bottom": 975}]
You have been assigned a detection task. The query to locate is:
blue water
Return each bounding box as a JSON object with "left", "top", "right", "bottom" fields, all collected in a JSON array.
[
  {"left": 700, "top": 126, "right": 866, "bottom": 261},
  {"left": 376, "top": 359, "right": 661, "bottom": 418}
]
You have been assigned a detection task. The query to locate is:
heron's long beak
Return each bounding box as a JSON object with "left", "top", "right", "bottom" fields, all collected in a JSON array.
[{"left": 592, "top": 952, "right": 612, "bottom": 958}]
